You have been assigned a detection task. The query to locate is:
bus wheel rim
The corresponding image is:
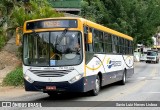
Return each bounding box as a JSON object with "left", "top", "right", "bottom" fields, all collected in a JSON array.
[
  {"left": 95, "top": 78, "right": 100, "bottom": 93},
  {"left": 123, "top": 73, "right": 126, "bottom": 83}
]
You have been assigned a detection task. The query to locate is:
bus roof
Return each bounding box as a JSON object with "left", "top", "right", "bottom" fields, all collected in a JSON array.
[
  {"left": 79, "top": 18, "right": 133, "bottom": 41},
  {"left": 25, "top": 17, "right": 133, "bottom": 41},
  {"left": 24, "top": 17, "right": 79, "bottom": 22}
]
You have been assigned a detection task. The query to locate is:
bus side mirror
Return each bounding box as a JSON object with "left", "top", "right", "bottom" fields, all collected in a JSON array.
[
  {"left": 16, "top": 27, "right": 22, "bottom": 46},
  {"left": 87, "top": 32, "right": 92, "bottom": 44}
]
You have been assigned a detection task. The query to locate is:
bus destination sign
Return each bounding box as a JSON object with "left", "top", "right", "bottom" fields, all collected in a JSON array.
[{"left": 26, "top": 20, "right": 77, "bottom": 30}]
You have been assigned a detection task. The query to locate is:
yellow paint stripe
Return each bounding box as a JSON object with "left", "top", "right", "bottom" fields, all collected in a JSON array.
[
  {"left": 125, "top": 56, "right": 133, "bottom": 62},
  {"left": 86, "top": 56, "right": 106, "bottom": 71}
]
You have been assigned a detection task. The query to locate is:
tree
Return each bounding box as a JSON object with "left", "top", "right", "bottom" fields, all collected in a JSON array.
[
  {"left": 0, "top": 0, "right": 16, "bottom": 49},
  {"left": 0, "top": 0, "right": 64, "bottom": 50},
  {"left": 10, "top": 0, "right": 64, "bottom": 30},
  {"left": 81, "top": 0, "right": 160, "bottom": 47},
  {"left": 80, "top": 0, "right": 104, "bottom": 23}
]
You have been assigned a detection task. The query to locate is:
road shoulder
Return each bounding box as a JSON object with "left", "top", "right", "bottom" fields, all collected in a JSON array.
[{"left": 0, "top": 86, "right": 34, "bottom": 99}]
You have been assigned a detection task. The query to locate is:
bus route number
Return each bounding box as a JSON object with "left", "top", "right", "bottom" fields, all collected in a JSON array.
[{"left": 43, "top": 21, "right": 60, "bottom": 27}]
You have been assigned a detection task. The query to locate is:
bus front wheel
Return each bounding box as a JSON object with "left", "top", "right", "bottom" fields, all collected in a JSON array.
[{"left": 90, "top": 75, "right": 100, "bottom": 96}]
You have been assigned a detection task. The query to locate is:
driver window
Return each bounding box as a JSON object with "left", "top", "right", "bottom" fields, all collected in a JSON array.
[{"left": 66, "top": 33, "right": 81, "bottom": 53}]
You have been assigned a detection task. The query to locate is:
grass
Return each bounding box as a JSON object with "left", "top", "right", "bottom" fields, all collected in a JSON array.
[{"left": 2, "top": 67, "right": 24, "bottom": 87}]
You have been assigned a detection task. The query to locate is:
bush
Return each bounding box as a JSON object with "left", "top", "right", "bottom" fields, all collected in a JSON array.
[
  {"left": 0, "top": 36, "right": 5, "bottom": 50},
  {"left": 2, "top": 67, "right": 24, "bottom": 86},
  {"left": 0, "top": 28, "right": 6, "bottom": 50}
]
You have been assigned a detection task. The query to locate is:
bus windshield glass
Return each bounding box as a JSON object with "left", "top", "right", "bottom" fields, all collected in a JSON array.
[
  {"left": 147, "top": 51, "right": 157, "bottom": 56},
  {"left": 23, "top": 31, "right": 82, "bottom": 66}
]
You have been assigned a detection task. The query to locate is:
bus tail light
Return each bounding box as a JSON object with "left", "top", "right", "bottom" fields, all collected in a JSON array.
[
  {"left": 24, "top": 74, "right": 34, "bottom": 83},
  {"left": 68, "top": 74, "right": 83, "bottom": 84}
]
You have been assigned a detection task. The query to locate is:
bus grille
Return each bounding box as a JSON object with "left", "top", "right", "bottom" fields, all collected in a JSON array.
[{"left": 29, "top": 69, "right": 74, "bottom": 77}]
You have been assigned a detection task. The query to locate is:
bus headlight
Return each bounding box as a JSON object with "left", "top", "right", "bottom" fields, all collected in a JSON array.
[
  {"left": 68, "top": 74, "right": 83, "bottom": 84},
  {"left": 24, "top": 74, "right": 34, "bottom": 83}
]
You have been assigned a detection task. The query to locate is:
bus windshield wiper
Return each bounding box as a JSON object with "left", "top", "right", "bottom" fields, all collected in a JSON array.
[
  {"left": 56, "top": 28, "right": 68, "bottom": 45},
  {"left": 31, "top": 29, "right": 40, "bottom": 38}
]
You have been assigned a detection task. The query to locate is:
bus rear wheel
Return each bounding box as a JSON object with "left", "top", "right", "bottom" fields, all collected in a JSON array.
[
  {"left": 90, "top": 75, "right": 100, "bottom": 96},
  {"left": 119, "top": 70, "right": 126, "bottom": 85}
]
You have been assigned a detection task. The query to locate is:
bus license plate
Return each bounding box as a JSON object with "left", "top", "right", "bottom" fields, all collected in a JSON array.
[{"left": 46, "top": 86, "right": 56, "bottom": 90}]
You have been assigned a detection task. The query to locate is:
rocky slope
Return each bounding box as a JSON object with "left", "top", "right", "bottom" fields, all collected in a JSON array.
[{"left": 0, "top": 37, "right": 21, "bottom": 85}]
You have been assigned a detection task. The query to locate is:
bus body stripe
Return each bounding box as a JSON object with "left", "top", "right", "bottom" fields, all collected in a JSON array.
[{"left": 85, "top": 56, "right": 106, "bottom": 71}]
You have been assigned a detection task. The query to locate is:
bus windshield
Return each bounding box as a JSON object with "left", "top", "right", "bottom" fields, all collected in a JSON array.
[
  {"left": 147, "top": 51, "right": 157, "bottom": 56},
  {"left": 23, "top": 31, "right": 82, "bottom": 66}
]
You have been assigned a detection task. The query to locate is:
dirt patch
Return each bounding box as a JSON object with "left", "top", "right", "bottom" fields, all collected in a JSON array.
[
  {"left": 2, "top": 37, "right": 19, "bottom": 54},
  {"left": 0, "top": 51, "right": 21, "bottom": 67},
  {"left": 0, "top": 51, "right": 21, "bottom": 84},
  {"left": 0, "top": 37, "right": 27, "bottom": 98},
  {"left": 0, "top": 86, "right": 35, "bottom": 98},
  {"left": 0, "top": 63, "right": 5, "bottom": 70}
]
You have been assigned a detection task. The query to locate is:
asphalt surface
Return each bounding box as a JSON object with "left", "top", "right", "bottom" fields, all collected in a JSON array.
[{"left": 1, "top": 61, "right": 160, "bottom": 110}]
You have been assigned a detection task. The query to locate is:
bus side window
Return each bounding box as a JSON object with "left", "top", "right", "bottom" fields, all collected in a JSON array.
[
  {"left": 117, "top": 37, "right": 120, "bottom": 53},
  {"left": 112, "top": 35, "right": 117, "bottom": 54},
  {"left": 94, "top": 30, "right": 104, "bottom": 53},
  {"left": 130, "top": 41, "right": 133, "bottom": 54},
  {"left": 119, "top": 38, "right": 123, "bottom": 54},
  {"left": 126, "top": 40, "right": 129, "bottom": 55},
  {"left": 84, "top": 26, "right": 94, "bottom": 64},
  {"left": 104, "top": 33, "right": 112, "bottom": 53}
]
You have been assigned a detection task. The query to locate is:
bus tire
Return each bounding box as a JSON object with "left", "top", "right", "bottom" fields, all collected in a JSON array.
[
  {"left": 120, "top": 70, "right": 126, "bottom": 85},
  {"left": 90, "top": 75, "right": 100, "bottom": 96}
]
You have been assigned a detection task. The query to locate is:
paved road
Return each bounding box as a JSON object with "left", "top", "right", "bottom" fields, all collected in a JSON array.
[{"left": 1, "top": 62, "right": 160, "bottom": 110}]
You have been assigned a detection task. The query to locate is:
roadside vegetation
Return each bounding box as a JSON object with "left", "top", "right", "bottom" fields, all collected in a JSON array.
[
  {"left": 0, "top": 27, "right": 6, "bottom": 50},
  {"left": 0, "top": 0, "right": 64, "bottom": 87},
  {"left": 0, "top": 0, "right": 64, "bottom": 50},
  {"left": 2, "top": 67, "right": 23, "bottom": 86}
]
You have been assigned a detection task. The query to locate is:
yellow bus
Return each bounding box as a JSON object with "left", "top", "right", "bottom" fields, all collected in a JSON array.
[{"left": 16, "top": 17, "right": 134, "bottom": 96}]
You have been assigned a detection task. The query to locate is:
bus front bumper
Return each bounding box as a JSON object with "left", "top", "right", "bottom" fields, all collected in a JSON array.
[{"left": 24, "top": 78, "right": 84, "bottom": 93}]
